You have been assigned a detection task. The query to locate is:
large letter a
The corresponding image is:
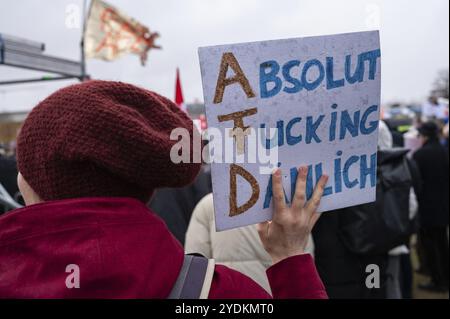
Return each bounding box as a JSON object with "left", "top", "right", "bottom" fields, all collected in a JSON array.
[{"left": 213, "top": 52, "right": 255, "bottom": 104}]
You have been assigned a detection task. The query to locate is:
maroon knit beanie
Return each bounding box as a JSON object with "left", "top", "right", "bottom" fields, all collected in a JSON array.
[{"left": 17, "top": 80, "right": 201, "bottom": 203}]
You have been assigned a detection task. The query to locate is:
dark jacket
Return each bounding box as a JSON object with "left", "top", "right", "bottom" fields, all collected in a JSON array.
[
  {"left": 0, "top": 155, "right": 20, "bottom": 214},
  {"left": 312, "top": 183, "right": 388, "bottom": 298},
  {"left": 0, "top": 155, "right": 19, "bottom": 198},
  {"left": 313, "top": 209, "right": 388, "bottom": 299},
  {"left": 413, "top": 139, "right": 449, "bottom": 227},
  {"left": 148, "top": 165, "right": 212, "bottom": 245},
  {"left": 312, "top": 149, "right": 421, "bottom": 299}
]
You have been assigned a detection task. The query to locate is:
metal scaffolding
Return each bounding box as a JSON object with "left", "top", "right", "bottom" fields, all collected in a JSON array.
[{"left": 0, "top": 33, "right": 84, "bottom": 85}]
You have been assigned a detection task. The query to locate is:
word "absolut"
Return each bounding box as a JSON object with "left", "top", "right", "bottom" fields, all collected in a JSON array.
[
  {"left": 212, "top": 48, "right": 380, "bottom": 104},
  {"left": 260, "top": 49, "right": 381, "bottom": 98}
]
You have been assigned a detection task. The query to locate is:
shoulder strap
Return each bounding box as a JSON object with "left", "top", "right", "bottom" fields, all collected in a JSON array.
[{"left": 168, "top": 254, "right": 215, "bottom": 299}]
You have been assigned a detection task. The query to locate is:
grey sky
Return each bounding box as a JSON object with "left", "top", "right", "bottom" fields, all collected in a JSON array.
[{"left": 0, "top": 0, "right": 449, "bottom": 113}]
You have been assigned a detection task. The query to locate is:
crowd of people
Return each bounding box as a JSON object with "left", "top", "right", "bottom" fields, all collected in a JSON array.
[{"left": 0, "top": 80, "right": 448, "bottom": 299}]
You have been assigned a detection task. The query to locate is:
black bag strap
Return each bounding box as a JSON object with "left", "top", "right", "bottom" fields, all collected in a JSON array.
[{"left": 168, "top": 254, "right": 214, "bottom": 299}]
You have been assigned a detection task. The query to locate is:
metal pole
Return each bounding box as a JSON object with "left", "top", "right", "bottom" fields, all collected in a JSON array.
[
  {"left": 0, "top": 75, "right": 78, "bottom": 86},
  {"left": 80, "top": 0, "right": 88, "bottom": 81}
]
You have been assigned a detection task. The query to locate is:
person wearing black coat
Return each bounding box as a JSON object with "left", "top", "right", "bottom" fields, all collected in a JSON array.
[
  {"left": 0, "top": 154, "right": 19, "bottom": 196},
  {"left": 148, "top": 165, "right": 212, "bottom": 245},
  {"left": 0, "top": 154, "right": 21, "bottom": 214},
  {"left": 413, "top": 121, "right": 449, "bottom": 292}
]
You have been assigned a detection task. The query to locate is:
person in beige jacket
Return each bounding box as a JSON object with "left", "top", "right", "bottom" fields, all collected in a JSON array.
[{"left": 185, "top": 193, "right": 314, "bottom": 294}]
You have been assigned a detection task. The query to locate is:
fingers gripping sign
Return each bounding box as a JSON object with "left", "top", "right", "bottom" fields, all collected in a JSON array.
[{"left": 257, "top": 166, "right": 328, "bottom": 264}]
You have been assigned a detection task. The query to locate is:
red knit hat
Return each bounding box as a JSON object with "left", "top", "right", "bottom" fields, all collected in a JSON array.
[{"left": 17, "top": 80, "right": 201, "bottom": 202}]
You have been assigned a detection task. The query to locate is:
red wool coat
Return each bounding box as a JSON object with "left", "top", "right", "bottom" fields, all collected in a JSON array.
[{"left": 0, "top": 197, "right": 327, "bottom": 299}]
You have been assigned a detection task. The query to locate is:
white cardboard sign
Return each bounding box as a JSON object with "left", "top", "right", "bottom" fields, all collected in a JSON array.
[{"left": 199, "top": 31, "right": 381, "bottom": 231}]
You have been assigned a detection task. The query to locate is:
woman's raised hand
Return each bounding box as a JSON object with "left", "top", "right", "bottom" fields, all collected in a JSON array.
[{"left": 257, "top": 166, "right": 328, "bottom": 264}]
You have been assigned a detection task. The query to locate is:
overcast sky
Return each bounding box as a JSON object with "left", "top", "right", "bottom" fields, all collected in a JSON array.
[{"left": 0, "top": 0, "right": 449, "bottom": 113}]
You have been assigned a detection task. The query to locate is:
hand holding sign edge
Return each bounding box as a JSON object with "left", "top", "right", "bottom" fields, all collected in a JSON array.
[{"left": 257, "top": 166, "right": 328, "bottom": 265}]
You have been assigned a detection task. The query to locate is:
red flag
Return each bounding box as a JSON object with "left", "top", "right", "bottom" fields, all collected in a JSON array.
[{"left": 175, "top": 68, "right": 185, "bottom": 109}]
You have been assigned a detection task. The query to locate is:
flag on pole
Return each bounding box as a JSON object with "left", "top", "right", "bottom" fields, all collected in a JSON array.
[
  {"left": 84, "top": 0, "right": 161, "bottom": 66},
  {"left": 174, "top": 68, "right": 186, "bottom": 112}
]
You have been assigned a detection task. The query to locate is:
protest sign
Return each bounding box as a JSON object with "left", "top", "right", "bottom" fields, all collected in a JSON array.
[{"left": 198, "top": 31, "right": 381, "bottom": 231}]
